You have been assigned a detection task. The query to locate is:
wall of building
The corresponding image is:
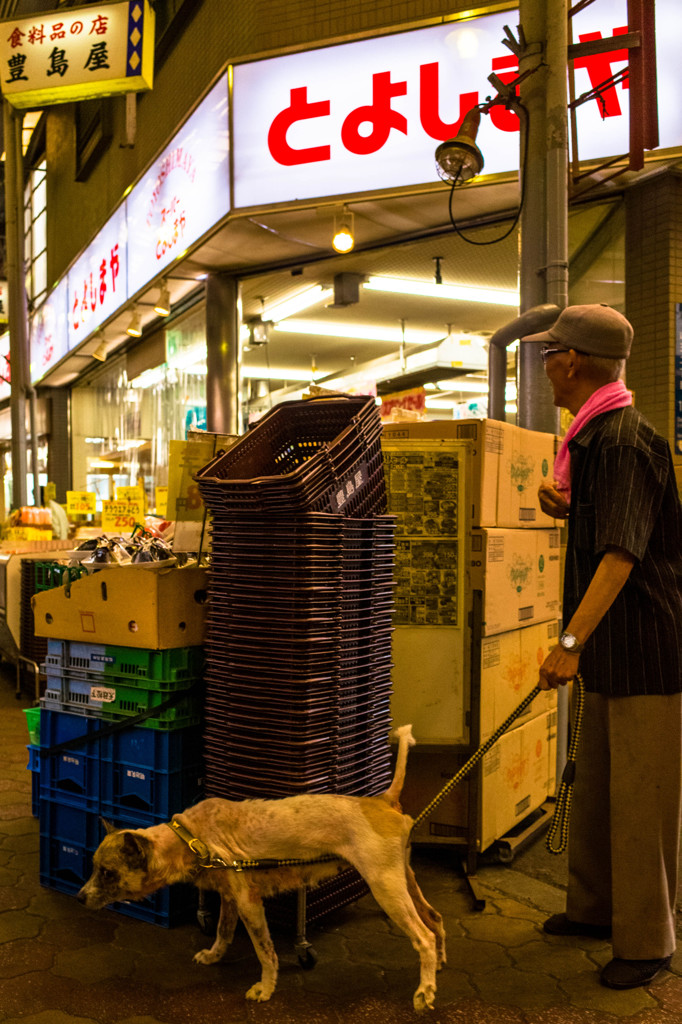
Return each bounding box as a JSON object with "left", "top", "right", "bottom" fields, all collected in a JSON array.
[
  {"left": 625, "top": 166, "right": 682, "bottom": 487},
  {"left": 44, "top": 0, "right": 497, "bottom": 284}
]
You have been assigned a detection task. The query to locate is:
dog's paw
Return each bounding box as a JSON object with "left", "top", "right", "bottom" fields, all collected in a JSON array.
[
  {"left": 245, "top": 982, "right": 274, "bottom": 1002},
  {"left": 193, "top": 948, "right": 221, "bottom": 966},
  {"left": 413, "top": 985, "right": 436, "bottom": 1012}
]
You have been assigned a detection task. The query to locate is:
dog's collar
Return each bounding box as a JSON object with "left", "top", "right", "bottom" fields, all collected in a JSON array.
[{"left": 166, "top": 818, "right": 230, "bottom": 871}]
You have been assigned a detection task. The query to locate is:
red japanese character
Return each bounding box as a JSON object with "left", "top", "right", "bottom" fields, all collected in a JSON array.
[
  {"left": 7, "top": 28, "right": 25, "bottom": 48},
  {"left": 268, "top": 87, "right": 331, "bottom": 165},
  {"left": 341, "top": 71, "right": 407, "bottom": 155},
  {"left": 99, "top": 259, "right": 107, "bottom": 305},
  {"left": 110, "top": 244, "right": 119, "bottom": 291},
  {"left": 28, "top": 25, "right": 45, "bottom": 45},
  {"left": 72, "top": 292, "right": 80, "bottom": 331},
  {"left": 574, "top": 26, "right": 629, "bottom": 118},
  {"left": 50, "top": 22, "right": 66, "bottom": 41},
  {"left": 90, "top": 15, "right": 108, "bottom": 35},
  {"left": 70, "top": 21, "right": 84, "bottom": 35},
  {"left": 419, "top": 62, "right": 479, "bottom": 141}
]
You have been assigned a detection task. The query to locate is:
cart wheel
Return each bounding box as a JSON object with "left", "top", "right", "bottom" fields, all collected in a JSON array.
[{"left": 296, "top": 944, "right": 318, "bottom": 969}]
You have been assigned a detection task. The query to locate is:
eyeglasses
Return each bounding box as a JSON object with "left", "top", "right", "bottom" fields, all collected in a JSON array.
[{"left": 540, "top": 345, "right": 568, "bottom": 365}]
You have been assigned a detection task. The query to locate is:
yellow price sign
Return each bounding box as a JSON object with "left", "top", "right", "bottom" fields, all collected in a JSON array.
[
  {"left": 66, "top": 490, "right": 97, "bottom": 516},
  {"left": 102, "top": 500, "right": 144, "bottom": 533},
  {"left": 155, "top": 486, "right": 168, "bottom": 516},
  {"left": 115, "top": 485, "right": 146, "bottom": 506}
]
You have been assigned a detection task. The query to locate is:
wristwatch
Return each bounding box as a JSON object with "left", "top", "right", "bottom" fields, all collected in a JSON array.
[{"left": 559, "top": 631, "right": 584, "bottom": 654}]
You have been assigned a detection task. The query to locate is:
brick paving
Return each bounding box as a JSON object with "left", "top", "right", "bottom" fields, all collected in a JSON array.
[{"left": 1, "top": 670, "right": 680, "bottom": 1024}]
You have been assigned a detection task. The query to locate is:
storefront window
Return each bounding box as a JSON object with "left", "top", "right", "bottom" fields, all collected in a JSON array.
[{"left": 71, "top": 307, "right": 207, "bottom": 511}]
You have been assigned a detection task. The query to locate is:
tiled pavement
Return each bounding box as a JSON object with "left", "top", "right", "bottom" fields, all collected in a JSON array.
[{"left": 1, "top": 670, "right": 681, "bottom": 1024}]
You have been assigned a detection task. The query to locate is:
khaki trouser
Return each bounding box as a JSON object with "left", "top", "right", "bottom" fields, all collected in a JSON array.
[{"left": 566, "top": 690, "right": 682, "bottom": 959}]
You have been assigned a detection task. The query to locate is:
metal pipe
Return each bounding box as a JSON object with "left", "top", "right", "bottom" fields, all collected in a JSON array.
[
  {"left": 3, "top": 99, "right": 28, "bottom": 507},
  {"left": 205, "top": 274, "right": 242, "bottom": 436},
  {"left": 488, "top": 304, "right": 561, "bottom": 422}
]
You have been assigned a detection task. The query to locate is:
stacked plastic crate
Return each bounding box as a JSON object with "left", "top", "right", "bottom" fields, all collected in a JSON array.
[
  {"left": 37, "top": 637, "right": 205, "bottom": 926},
  {"left": 195, "top": 395, "right": 396, "bottom": 801}
]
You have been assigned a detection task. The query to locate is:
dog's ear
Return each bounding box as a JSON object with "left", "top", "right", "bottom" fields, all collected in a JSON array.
[
  {"left": 120, "top": 830, "right": 152, "bottom": 871},
  {"left": 100, "top": 817, "right": 118, "bottom": 835}
]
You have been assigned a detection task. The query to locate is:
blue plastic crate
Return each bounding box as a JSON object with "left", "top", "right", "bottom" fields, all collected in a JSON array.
[
  {"left": 100, "top": 760, "right": 203, "bottom": 824},
  {"left": 27, "top": 744, "right": 40, "bottom": 817},
  {"left": 39, "top": 796, "right": 196, "bottom": 927}
]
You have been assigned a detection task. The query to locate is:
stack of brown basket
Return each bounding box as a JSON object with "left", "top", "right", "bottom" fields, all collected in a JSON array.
[{"left": 194, "top": 396, "right": 395, "bottom": 800}]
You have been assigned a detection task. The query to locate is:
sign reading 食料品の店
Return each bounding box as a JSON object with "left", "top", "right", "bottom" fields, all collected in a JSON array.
[{"left": 0, "top": 0, "right": 154, "bottom": 109}]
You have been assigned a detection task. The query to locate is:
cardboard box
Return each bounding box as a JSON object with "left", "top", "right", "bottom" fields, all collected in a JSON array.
[
  {"left": 32, "top": 565, "right": 208, "bottom": 649},
  {"left": 470, "top": 528, "right": 562, "bottom": 636},
  {"left": 390, "top": 626, "right": 468, "bottom": 745},
  {"left": 382, "top": 419, "right": 556, "bottom": 528},
  {"left": 480, "top": 620, "right": 559, "bottom": 741},
  {"left": 402, "top": 709, "right": 558, "bottom": 852}
]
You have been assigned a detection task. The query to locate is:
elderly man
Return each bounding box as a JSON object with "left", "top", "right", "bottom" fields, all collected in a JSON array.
[{"left": 525, "top": 303, "right": 682, "bottom": 990}]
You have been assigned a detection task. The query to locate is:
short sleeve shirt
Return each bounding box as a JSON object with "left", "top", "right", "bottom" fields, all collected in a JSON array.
[{"left": 564, "top": 406, "right": 682, "bottom": 696}]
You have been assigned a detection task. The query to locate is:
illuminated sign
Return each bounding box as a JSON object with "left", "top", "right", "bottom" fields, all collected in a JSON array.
[
  {"left": 232, "top": 0, "right": 682, "bottom": 207},
  {"left": 30, "top": 277, "right": 69, "bottom": 380},
  {"left": 0, "top": 332, "right": 9, "bottom": 402},
  {"left": 126, "top": 74, "right": 229, "bottom": 288},
  {"left": 0, "top": 0, "right": 154, "bottom": 109},
  {"left": 68, "top": 205, "right": 128, "bottom": 349}
]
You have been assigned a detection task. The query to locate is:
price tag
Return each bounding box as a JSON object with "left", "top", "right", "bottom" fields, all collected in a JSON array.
[
  {"left": 66, "top": 490, "right": 97, "bottom": 515},
  {"left": 115, "top": 485, "right": 146, "bottom": 507},
  {"left": 90, "top": 685, "right": 116, "bottom": 704},
  {"left": 101, "top": 499, "right": 144, "bottom": 533},
  {"left": 155, "top": 486, "right": 168, "bottom": 516}
]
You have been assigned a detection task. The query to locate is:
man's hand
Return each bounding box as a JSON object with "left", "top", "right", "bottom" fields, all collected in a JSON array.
[
  {"left": 538, "top": 481, "right": 570, "bottom": 519},
  {"left": 539, "top": 643, "right": 579, "bottom": 690}
]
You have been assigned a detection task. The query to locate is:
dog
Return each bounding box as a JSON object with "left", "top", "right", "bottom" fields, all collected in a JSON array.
[{"left": 78, "top": 724, "right": 445, "bottom": 1010}]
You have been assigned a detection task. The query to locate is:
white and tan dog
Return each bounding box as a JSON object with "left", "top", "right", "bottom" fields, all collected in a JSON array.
[{"left": 78, "top": 725, "right": 445, "bottom": 1010}]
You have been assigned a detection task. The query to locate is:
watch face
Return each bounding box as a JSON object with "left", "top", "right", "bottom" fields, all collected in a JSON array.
[{"left": 560, "top": 632, "right": 578, "bottom": 651}]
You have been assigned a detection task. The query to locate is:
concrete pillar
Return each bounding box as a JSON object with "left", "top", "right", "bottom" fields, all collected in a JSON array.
[
  {"left": 624, "top": 167, "right": 682, "bottom": 490},
  {"left": 205, "top": 273, "right": 242, "bottom": 436},
  {"left": 516, "top": 0, "right": 566, "bottom": 435}
]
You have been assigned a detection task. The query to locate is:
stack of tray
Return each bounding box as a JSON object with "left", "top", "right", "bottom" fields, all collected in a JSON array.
[{"left": 195, "top": 396, "right": 396, "bottom": 801}]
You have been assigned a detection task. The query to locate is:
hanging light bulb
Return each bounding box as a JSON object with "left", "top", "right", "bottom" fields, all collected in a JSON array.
[
  {"left": 154, "top": 280, "right": 171, "bottom": 317},
  {"left": 126, "top": 307, "right": 143, "bottom": 337},
  {"left": 332, "top": 207, "right": 354, "bottom": 253},
  {"left": 435, "top": 106, "right": 485, "bottom": 185}
]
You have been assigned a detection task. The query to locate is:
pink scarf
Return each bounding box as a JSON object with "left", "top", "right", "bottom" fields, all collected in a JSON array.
[{"left": 554, "top": 380, "right": 633, "bottom": 498}]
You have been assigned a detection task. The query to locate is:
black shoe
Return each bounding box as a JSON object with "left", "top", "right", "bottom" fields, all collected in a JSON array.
[
  {"left": 543, "top": 913, "right": 611, "bottom": 939},
  {"left": 601, "top": 956, "right": 672, "bottom": 989}
]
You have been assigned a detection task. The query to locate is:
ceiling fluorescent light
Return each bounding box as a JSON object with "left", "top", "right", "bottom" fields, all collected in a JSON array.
[
  {"left": 272, "top": 319, "right": 442, "bottom": 346},
  {"left": 242, "top": 366, "right": 314, "bottom": 382},
  {"left": 262, "top": 285, "right": 333, "bottom": 323},
  {"left": 365, "top": 276, "right": 519, "bottom": 307}
]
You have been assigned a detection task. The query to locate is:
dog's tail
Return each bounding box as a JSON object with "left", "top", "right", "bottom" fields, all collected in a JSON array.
[{"left": 384, "top": 724, "right": 416, "bottom": 807}]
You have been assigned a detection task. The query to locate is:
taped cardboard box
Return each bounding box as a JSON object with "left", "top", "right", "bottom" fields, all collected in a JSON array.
[
  {"left": 480, "top": 619, "right": 559, "bottom": 741},
  {"left": 31, "top": 565, "right": 208, "bottom": 649},
  {"left": 382, "top": 418, "right": 556, "bottom": 528},
  {"left": 402, "top": 708, "right": 557, "bottom": 852},
  {"left": 470, "top": 527, "right": 561, "bottom": 636}
]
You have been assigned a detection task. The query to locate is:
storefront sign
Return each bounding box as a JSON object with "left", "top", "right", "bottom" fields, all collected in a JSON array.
[
  {"left": 126, "top": 73, "right": 229, "bottom": 288},
  {"left": 0, "top": 0, "right": 154, "bottom": 109},
  {"left": 0, "top": 281, "right": 8, "bottom": 323},
  {"left": 30, "top": 278, "right": 69, "bottom": 380},
  {"left": 68, "top": 205, "right": 128, "bottom": 350},
  {"left": 232, "top": 0, "right": 682, "bottom": 207},
  {"left": 671, "top": 299, "right": 675, "bottom": 452},
  {"left": 0, "top": 332, "right": 10, "bottom": 402}
]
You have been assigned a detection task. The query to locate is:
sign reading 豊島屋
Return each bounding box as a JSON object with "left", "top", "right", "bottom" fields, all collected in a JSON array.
[
  {"left": 0, "top": 0, "right": 154, "bottom": 109},
  {"left": 232, "top": 0, "right": 682, "bottom": 207},
  {"left": 126, "top": 74, "right": 229, "bottom": 288}
]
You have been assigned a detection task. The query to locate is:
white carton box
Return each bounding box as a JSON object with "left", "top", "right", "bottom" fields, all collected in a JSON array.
[
  {"left": 382, "top": 419, "right": 556, "bottom": 528},
  {"left": 469, "top": 528, "right": 562, "bottom": 636},
  {"left": 402, "top": 708, "right": 558, "bottom": 852},
  {"left": 480, "top": 620, "right": 559, "bottom": 741}
]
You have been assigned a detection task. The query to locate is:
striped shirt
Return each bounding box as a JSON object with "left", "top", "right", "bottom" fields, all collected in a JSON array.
[{"left": 564, "top": 406, "right": 682, "bottom": 696}]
